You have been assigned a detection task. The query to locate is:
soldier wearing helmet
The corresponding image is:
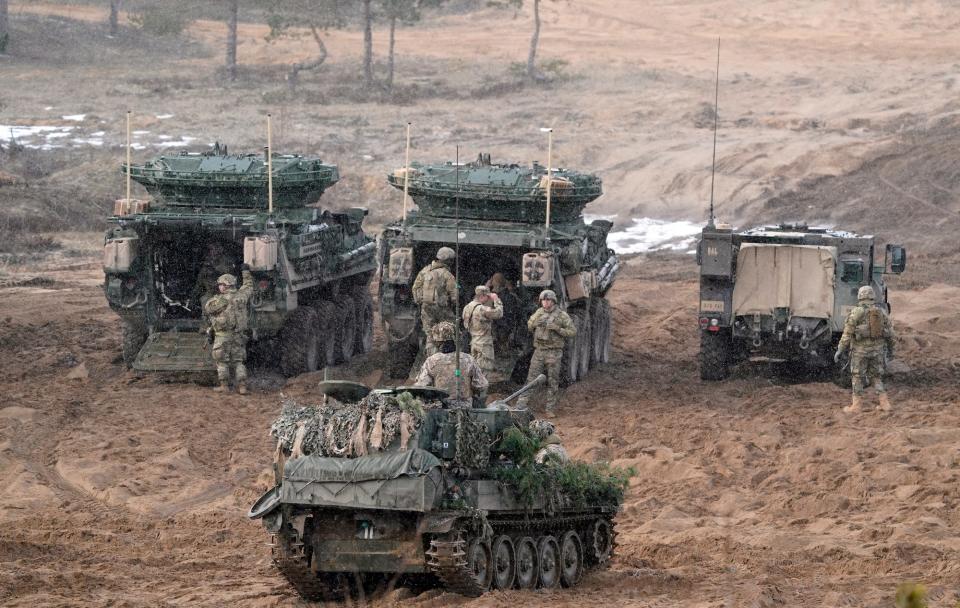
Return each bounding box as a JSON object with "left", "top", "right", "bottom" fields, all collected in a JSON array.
[
  {"left": 411, "top": 246, "right": 459, "bottom": 357},
  {"left": 529, "top": 419, "right": 570, "bottom": 464},
  {"left": 516, "top": 289, "right": 576, "bottom": 412},
  {"left": 415, "top": 321, "right": 488, "bottom": 408},
  {"left": 462, "top": 284, "right": 503, "bottom": 377},
  {"left": 835, "top": 285, "right": 896, "bottom": 413},
  {"left": 203, "top": 264, "right": 254, "bottom": 394}
]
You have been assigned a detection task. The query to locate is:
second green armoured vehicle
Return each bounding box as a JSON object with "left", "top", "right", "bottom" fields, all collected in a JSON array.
[
  {"left": 102, "top": 145, "right": 377, "bottom": 377},
  {"left": 378, "top": 154, "right": 619, "bottom": 382},
  {"left": 696, "top": 222, "right": 906, "bottom": 380}
]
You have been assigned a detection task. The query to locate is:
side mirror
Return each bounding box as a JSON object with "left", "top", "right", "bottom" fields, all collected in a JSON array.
[{"left": 886, "top": 244, "right": 906, "bottom": 274}]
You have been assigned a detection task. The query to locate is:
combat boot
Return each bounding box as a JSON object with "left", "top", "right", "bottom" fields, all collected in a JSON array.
[
  {"left": 843, "top": 394, "right": 862, "bottom": 414},
  {"left": 878, "top": 392, "right": 893, "bottom": 412},
  {"left": 236, "top": 382, "right": 248, "bottom": 395},
  {"left": 213, "top": 381, "right": 229, "bottom": 393}
]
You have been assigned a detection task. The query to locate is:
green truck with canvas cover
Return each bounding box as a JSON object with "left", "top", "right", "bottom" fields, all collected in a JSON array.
[
  {"left": 102, "top": 146, "right": 377, "bottom": 377},
  {"left": 378, "top": 154, "right": 619, "bottom": 382},
  {"left": 696, "top": 222, "right": 906, "bottom": 380},
  {"left": 248, "top": 378, "right": 624, "bottom": 598}
]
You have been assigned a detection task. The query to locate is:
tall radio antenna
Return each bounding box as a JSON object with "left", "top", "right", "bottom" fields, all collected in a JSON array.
[
  {"left": 708, "top": 37, "right": 720, "bottom": 228},
  {"left": 454, "top": 145, "right": 462, "bottom": 404}
]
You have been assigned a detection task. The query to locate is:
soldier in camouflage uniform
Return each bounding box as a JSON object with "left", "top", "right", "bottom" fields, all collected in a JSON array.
[
  {"left": 835, "top": 285, "right": 896, "bottom": 413},
  {"left": 530, "top": 419, "right": 570, "bottom": 464},
  {"left": 412, "top": 247, "right": 458, "bottom": 357},
  {"left": 516, "top": 289, "right": 577, "bottom": 412},
  {"left": 204, "top": 265, "right": 254, "bottom": 394},
  {"left": 415, "top": 321, "right": 488, "bottom": 409},
  {"left": 462, "top": 285, "right": 503, "bottom": 377}
]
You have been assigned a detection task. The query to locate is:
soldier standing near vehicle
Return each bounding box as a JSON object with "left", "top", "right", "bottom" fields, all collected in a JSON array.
[
  {"left": 462, "top": 285, "right": 503, "bottom": 377},
  {"left": 835, "top": 285, "right": 896, "bottom": 413},
  {"left": 204, "top": 265, "right": 254, "bottom": 394},
  {"left": 516, "top": 290, "right": 577, "bottom": 413},
  {"left": 412, "top": 247, "right": 458, "bottom": 356},
  {"left": 415, "top": 321, "right": 488, "bottom": 408}
]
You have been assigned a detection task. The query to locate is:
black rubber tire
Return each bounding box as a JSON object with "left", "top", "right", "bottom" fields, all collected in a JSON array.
[
  {"left": 578, "top": 308, "right": 592, "bottom": 379},
  {"left": 536, "top": 536, "right": 561, "bottom": 589},
  {"left": 559, "top": 531, "right": 584, "bottom": 588},
  {"left": 600, "top": 301, "right": 612, "bottom": 363},
  {"left": 314, "top": 300, "right": 338, "bottom": 368},
  {"left": 591, "top": 298, "right": 612, "bottom": 364},
  {"left": 334, "top": 296, "right": 357, "bottom": 364},
  {"left": 561, "top": 312, "right": 583, "bottom": 385},
  {"left": 121, "top": 320, "right": 147, "bottom": 368},
  {"left": 513, "top": 536, "right": 539, "bottom": 590},
  {"left": 699, "top": 330, "right": 731, "bottom": 381},
  {"left": 490, "top": 535, "right": 516, "bottom": 591},
  {"left": 354, "top": 291, "right": 374, "bottom": 355},
  {"left": 279, "top": 306, "right": 320, "bottom": 377}
]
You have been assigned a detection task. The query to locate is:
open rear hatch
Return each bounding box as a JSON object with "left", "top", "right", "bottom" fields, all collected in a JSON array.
[{"left": 133, "top": 331, "right": 217, "bottom": 374}]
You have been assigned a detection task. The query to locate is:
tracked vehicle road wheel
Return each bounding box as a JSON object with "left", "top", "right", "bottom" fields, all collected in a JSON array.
[
  {"left": 466, "top": 538, "right": 493, "bottom": 593},
  {"left": 514, "top": 536, "right": 539, "bottom": 590},
  {"left": 334, "top": 296, "right": 357, "bottom": 364},
  {"left": 490, "top": 535, "right": 516, "bottom": 590},
  {"left": 279, "top": 306, "right": 320, "bottom": 377},
  {"left": 355, "top": 292, "right": 374, "bottom": 355},
  {"left": 699, "top": 330, "right": 731, "bottom": 381},
  {"left": 121, "top": 320, "right": 147, "bottom": 368},
  {"left": 314, "top": 301, "right": 338, "bottom": 367},
  {"left": 559, "top": 531, "right": 584, "bottom": 587},
  {"left": 536, "top": 536, "right": 561, "bottom": 589},
  {"left": 586, "top": 519, "right": 614, "bottom": 565}
]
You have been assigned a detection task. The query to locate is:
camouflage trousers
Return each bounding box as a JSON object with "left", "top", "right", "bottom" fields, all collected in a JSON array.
[
  {"left": 470, "top": 337, "right": 496, "bottom": 377},
  {"left": 517, "top": 348, "right": 563, "bottom": 410},
  {"left": 851, "top": 350, "right": 885, "bottom": 395},
  {"left": 212, "top": 333, "right": 248, "bottom": 384},
  {"left": 421, "top": 304, "right": 455, "bottom": 357}
]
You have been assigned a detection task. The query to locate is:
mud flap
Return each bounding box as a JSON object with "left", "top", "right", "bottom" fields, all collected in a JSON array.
[{"left": 133, "top": 331, "right": 217, "bottom": 374}]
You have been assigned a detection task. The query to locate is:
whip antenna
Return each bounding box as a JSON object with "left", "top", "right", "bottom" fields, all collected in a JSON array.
[
  {"left": 454, "top": 145, "right": 463, "bottom": 404},
  {"left": 708, "top": 37, "right": 720, "bottom": 228}
]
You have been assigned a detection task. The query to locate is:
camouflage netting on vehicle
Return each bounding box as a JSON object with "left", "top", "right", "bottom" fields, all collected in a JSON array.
[
  {"left": 271, "top": 391, "right": 441, "bottom": 458},
  {"left": 453, "top": 409, "right": 492, "bottom": 470},
  {"left": 494, "top": 424, "right": 633, "bottom": 511}
]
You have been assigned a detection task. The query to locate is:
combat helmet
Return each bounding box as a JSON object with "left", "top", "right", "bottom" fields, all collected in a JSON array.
[
  {"left": 474, "top": 285, "right": 490, "bottom": 297},
  {"left": 218, "top": 273, "right": 238, "bottom": 288},
  {"left": 857, "top": 286, "right": 876, "bottom": 301},
  {"left": 431, "top": 321, "right": 456, "bottom": 343},
  {"left": 538, "top": 289, "right": 557, "bottom": 302},
  {"left": 436, "top": 247, "right": 456, "bottom": 262}
]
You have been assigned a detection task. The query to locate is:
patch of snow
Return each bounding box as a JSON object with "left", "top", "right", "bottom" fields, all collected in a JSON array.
[
  {"left": 90, "top": 131, "right": 105, "bottom": 137},
  {"left": 45, "top": 132, "right": 72, "bottom": 139},
  {"left": 44, "top": 106, "right": 54, "bottom": 111},
  {"left": 132, "top": 130, "right": 150, "bottom": 135},
  {"left": 607, "top": 218, "right": 703, "bottom": 254},
  {"left": 156, "top": 114, "right": 174, "bottom": 119},
  {"left": 0, "top": 125, "right": 64, "bottom": 142},
  {"left": 158, "top": 134, "right": 172, "bottom": 140},
  {"left": 71, "top": 137, "right": 104, "bottom": 147},
  {"left": 62, "top": 114, "right": 86, "bottom": 121}
]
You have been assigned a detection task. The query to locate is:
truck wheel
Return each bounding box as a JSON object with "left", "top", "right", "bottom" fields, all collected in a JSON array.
[
  {"left": 121, "top": 320, "right": 147, "bottom": 368},
  {"left": 334, "top": 296, "right": 357, "bottom": 364},
  {"left": 279, "top": 306, "right": 320, "bottom": 377},
  {"left": 354, "top": 292, "right": 374, "bottom": 355},
  {"left": 589, "top": 298, "right": 605, "bottom": 366},
  {"left": 600, "top": 300, "right": 612, "bottom": 364},
  {"left": 561, "top": 313, "right": 582, "bottom": 385},
  {"left": 314, "top": 300, "right": 338, "bottom": 367},
  {"left": 578, "top": 308, "right": 592, "bottom": 378},
  {"left": 699, "top": 330, "right": 731, "bottom": 381}
]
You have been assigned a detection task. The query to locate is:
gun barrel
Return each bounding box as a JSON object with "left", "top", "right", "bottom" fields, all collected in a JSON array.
[{"left": 504, "top": 374, "right": 546, "bottom": 403}]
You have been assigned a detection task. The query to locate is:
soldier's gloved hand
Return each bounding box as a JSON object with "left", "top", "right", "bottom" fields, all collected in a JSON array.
[{"left": 833, "top": 349, "right": 842, "bottom": 363}]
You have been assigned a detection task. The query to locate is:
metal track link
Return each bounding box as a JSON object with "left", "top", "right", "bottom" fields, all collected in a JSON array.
[
  {"left": 426, "top": 536, "right": 486, "bottom": 597},
  {"left": 271, "top": 535, "right": 343, "bottom": 601}
]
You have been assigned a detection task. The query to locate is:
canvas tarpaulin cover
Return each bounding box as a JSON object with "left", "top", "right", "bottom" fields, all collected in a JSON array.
[
  {"left": 284, "top": 448, "right": 441, "bottom": 483},
  {"left": 732, "top": 244, "right": 836, "bottom": 318}
]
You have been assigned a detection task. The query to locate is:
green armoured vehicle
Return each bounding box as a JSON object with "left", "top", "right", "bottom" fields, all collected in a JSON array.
[
  {"left": 696, "top": 222, "right": 906, "bottom": 380},
  {"left": 378, "top": 154, "right": 619, "bottom": 382},
  {"left": 102, "top": 146, "right": 377, "bottom": 377},
  {"left": 248, "top": 378, "right": 625, "bottom": 598}
]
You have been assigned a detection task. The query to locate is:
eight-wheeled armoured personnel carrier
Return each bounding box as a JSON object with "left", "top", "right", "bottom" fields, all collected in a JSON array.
[
  {"left": 696, "top": 222, "right": 906, "bottom": 380},
  {"left": 102, "top": 146, "right": 377, "bottom": 377},
  {"left": 378, "top": 154, "right": 619, "bottom": 382},
  {"left": 249, "top": 378, "right": 625, "bottom": 598}
]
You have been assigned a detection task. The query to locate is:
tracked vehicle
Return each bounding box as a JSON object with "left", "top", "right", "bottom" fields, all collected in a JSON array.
[
  {"left": 378, "top": 154, "right": 619, "bottom": 382},
  {"left": 249, "top": 378, "right": 624, "bottom": 598},
  {"left": 102, "top": 146, "right": 376, "bottom": 377},
  {"left": 696, "top": 222, "right": 906, "bottom": 380}
]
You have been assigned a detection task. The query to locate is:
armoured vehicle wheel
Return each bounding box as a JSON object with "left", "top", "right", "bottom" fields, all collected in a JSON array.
[
  {"left": 586, "top": 519, "right": 614, "bottom": 565},
  {"left": 536, "top": 536, "right": 561, "bottom": 589},
  {"left": 490, "top": 535, "right": 516, "bottom": 590},
  {"left": 591, "top": 298, "right": 612, "bottom": 364},
  {"left": 562, "top": 313, "right": 583, "bottom": 385},
  {"left": 334, "top": 296, "right": 357, "bottom": 364},
  {"left": 699, "top": 330, "right": 731, "bottom": 381},
  {"left": 514, "top": 536, "right": 539, "bottom": 590},
  {"left": 355, "top": 292, "right": 374, "bottom": 355},
  {"left": 578, "top": 309, "right": 592, "bottom": 378},
  {"left": 600, "top": 302, "right": 613, "bottom": 363},
  {"left": 466, "top": 538, "right": 493, "bottom": 592},
  {"left": 121, "top": 320, "right": 147, "bottom": 368},
  {"left": 314, "top": 301, "right": 338, "bottom": 367},
  {"left": 559, "top": 530, "right": 584, "bottom": 587},
  {"left": 279, "top": 306, "right": 320, "bottom": 377}
]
